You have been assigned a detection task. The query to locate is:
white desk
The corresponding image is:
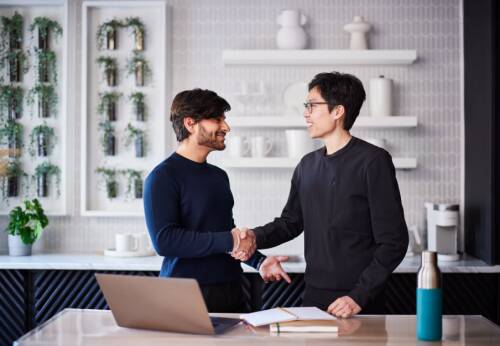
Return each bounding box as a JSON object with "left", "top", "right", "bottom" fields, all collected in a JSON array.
[{"left": 14, "top": 309, "right": 500, "bottom": 345}]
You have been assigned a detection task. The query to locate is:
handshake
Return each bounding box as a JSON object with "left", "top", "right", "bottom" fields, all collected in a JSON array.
[{"left": 230, "top": 227, "right": 256, "bottom": 261}]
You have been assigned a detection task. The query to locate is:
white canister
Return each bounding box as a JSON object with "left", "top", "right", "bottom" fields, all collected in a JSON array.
[
  {"left": 276, "top": 10, "right": 308, "bottom": 49},
  {"left": 285, "top": 130, "right": 315, "bottom": 158},
  {"left": 369, "top": 75, "right": 393, "bottom": 117}
]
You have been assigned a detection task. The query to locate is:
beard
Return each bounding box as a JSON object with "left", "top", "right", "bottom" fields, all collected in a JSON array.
[{"left": 197, "top": 123, "right": 226, "bottom": 150}]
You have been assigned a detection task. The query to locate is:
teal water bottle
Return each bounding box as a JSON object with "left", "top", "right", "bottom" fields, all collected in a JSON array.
[{"left": 417, "top": 251, "right": 442, "bottom": 341}]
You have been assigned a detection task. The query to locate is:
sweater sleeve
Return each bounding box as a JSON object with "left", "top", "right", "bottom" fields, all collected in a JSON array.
[
  {"left": 253, "top": 165, "right": 304, "bottom": 249},
  {"left": 347, "top": 152, "right": 409, "bottom": 308},
  {"left": 143, "top": 169, "right": 233, "bottom": 258}
]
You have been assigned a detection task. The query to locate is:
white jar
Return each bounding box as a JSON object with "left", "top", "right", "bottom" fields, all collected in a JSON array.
[
  {"left": 369, "top": 75, "right": 393, "bottom": 117},
  {"left": 276, "top": 10, "right": 308, "bottom": 49}
]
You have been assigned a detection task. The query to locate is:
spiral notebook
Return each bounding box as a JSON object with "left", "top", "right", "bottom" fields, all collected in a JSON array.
[{"left": 240, "top": 307, "right": 336, "bottom": 327}]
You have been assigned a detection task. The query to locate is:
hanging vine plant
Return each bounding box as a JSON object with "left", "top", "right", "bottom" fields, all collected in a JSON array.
[
  {"left": 0, "top": 120, "right": 23, "bottom": 158},
  {"left": 29, "top": 123, "right": 56, "bottom": 157},
  {"left": 28, "top": 16, "right": 62, "bottom": 50},
  {"left": 129, "top": 92, "right": 146, "bottom": 121},
  {"left": 96, "top": 56, "right": 118, "bottom": 87},
  {"left": 121, "top": 169, "right": 143, "bottom": 199},
  {"left": 95, "top": 167, "right": 118, "bottom": 199},
  {"left": 2, "top": 50, "right": 29, "bottom": 83},
  {"left": 1, "top": 159, "right": 27, "bottom": 200},
  {"left": 27, "top": 84, "right": 58, "bottom": 118},
  {"left": 124, "top": 17, "right": 145, "bottom": 51},
  {"left": 96, "top": 19, "right": 123, "bottom": 50},
  {"left": 33, "top": 49, "right": 57, "bottom": 84},
  {"left": 33, "top": 161, "right": 60, "bottom": 198},
  {"left": 99, "top": 121, "right": 116, "bottom": 156},
  {"left": 0, "top": 85, "right": 23, "bottom": 120},
  {"left": 97, "top": 91, "right": 122, "bottom": 122},
  {"left": 124, "top": 123, "right": 147, "bottom": 158},
  {"left": 125, "top": 51, "right": 151, "bottom": 87},
  {"left": 0, "top": 12, "right": 23, "bottom": 52}
]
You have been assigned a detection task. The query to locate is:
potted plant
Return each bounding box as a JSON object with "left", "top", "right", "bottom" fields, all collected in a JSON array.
[
  {"left": 97, "top": 91, "right": 122, "bottom": 122},
  {"left": 121, "top": 169, "right": 143, "bottom": 199},
  {"left": 5, "top": 198, "right": 48, "bottom": 256},
  {"left": 29, "top": 123, "right": 56, "bottom": 157},
  {"left": 96, "top": 56, "right": 118, "bottom": 87},
  {"left": 0, "top": 120, "right": 23, "bottom": 158},
  {"left": 0, "top": 85, "right": 23, "bottom": 120},
  {"left": 124, "top": 17, "right": 145, "bottom": 51},
  {"left": 33, "top": 49, "right": 57, "bottom": 84},
  {"left": 1, "top": 159, "right": 27, "bottom": 198},
  {"left": 28, "top": 16, "right": 62, "bottom": 50},
  {"left": 129, "top": 92, "right": 146, "bottom": 121},
  {"left": 124, "top": 123, "right": 147, "bottom": 158},
  {"left": 33, "top": 161, "right": 60, "bottom": 198},
  {"left": 3, "top": 50, "right": 28, "bottom": 83},
  {"left": 125, "top": 51, "right": 151, "bottom": 87},
  {"left": 99, "top": 121, "right": 116, "bottom": 156},
  {"left": 27, "top": 84, "right": 58, "bottom": 118},
  {"left": 96, "top": 19, "right": 123, "bottom": 50},
  {"left": 0, "top": 12, "right": 23, "bottom": 51},
  {"left": 95, "top": 167, "right": 118, "bottom": 199}
]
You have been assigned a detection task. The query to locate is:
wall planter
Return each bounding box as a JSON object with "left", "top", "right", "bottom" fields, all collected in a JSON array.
[
  {"left": 0, "top": 12, "right": 23, "bottom": 50},
  {"left": 125, "top": 123, "right": 146, "bottom": 158},
  {"left": 33, "top": 161, "right": 60, "bottom": 198},
  {"left": 96, "top": 167, "right": 118, "bottom": 199},
  {"left": 1, "top": 160, "right": 26, "bottom": 199},
  {"left": 0, "top": 85, "right": 23, "bottom": 120},
  {"left": 129, "top": 92, "right": 146, "bottom": 121},
  {"left": 0, "top": 120, "right": 23, "bottom": 158},
  {"left": 122, "top": 169, "right": 143, "bottom": 199},
  {"left": 27, "top": 84, "right": 58, "bottom": 118},
  {"left": 6, "top": 50, "right": 28, "bottom": 83},
  {"left": 96, "top": 19, "right": 123, "bottom": 51},
  {"left": 34, "top": 50, "right": 57, "bottom": 84},
  {"left": 99, "top": 121, "right": 115, "bottom": 156},
  {"left": 97, "top": 92, "right": 121, "bottom": 122},
  {"left": 29, "top": 16, "right": 63, "bottom": 50},
  {"left": 30, "top": 123, "right": 56, "bottom": 157},
  {"left": 126, "top": 52, "right": 151, "bottom": 87},
  {"left": 125, "top": 17, "right": 145, "bottom": 51},
  {"left": 96, "top": 56, "right": 117, "bottom": 87}
]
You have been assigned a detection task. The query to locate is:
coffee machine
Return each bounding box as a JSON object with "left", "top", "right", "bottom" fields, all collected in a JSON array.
[{"left": 425, "top": 203, "right": 460, "bottom": 261}]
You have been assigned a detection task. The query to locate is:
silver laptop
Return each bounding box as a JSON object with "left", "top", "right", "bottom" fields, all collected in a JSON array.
[{"left": 95, "top": 273, "right": 241, "bottom": 335}]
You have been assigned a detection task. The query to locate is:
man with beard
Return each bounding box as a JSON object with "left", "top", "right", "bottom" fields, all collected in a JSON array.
[{"left": 144, "top": 89, "right": 291, "bottom": 313}]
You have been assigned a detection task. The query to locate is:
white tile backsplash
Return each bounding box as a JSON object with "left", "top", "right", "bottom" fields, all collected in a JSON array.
[{"left": 0, "top": 0, "right": 462, "bottom": 257}]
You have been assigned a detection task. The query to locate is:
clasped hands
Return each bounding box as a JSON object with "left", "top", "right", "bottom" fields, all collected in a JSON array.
[{"left": 231, "top": 227, "right": 291, "bottom": 284}]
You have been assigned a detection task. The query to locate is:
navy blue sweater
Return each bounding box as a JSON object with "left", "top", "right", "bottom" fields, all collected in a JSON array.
[{"left": 144, "top": 152, "right": 265, "bottom": 285}]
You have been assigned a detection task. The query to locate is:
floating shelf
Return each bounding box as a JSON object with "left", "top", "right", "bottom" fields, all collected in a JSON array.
[
  {"left": 227, "top": 116, "right": 418, "bottom": 128},
  {"left": 222, "top": 49, "right": 417, "bottom": 66},
  {"left": 211, "top": 157, "right": 417, "bottom": 170}
]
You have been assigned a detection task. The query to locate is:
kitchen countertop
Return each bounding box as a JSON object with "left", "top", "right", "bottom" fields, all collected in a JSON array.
[
  {"left": 1, "top": 253, "right": 500, "bottom": 273},
  {"left": 15, "top": 309, "right": 500, "bottom": 345}
]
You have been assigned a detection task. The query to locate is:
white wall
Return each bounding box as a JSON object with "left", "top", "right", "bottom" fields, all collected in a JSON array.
[{"left": 0, "top": 0, "right": 463, "bottom": 257}]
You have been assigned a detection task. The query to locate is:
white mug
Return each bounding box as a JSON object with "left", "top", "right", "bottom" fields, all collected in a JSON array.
[
  {"left": 115, "top": 233, "right": 138, "bottom": 253},
  {"left": 135, "top": 232, "right": 152, "bottom": 252},
  {"left": 285, "top": 130, "right": 315, "bottom": 158},
  {"left": 250, "top": 136, "right": 273, "bottom": 157},
  {"left": 227, "top": 136, "right": 250, "bottom": 158}
]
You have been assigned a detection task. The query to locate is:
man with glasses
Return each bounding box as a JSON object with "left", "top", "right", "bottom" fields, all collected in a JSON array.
[{"left": 231, "top": 72, "right": 409, "bottom": 318}]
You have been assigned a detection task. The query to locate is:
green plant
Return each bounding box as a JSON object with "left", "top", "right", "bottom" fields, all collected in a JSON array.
[
  {"left": 29, "top": 123, "right": 56, "bottom": 157},
  {"left": 129, "top": 92, "right": 146, "bottom": 121},
  {"left": 125, "top": 51, "right": 151, "bottom": 86},
  {"left": 96, "top": 56, "right": 118, "bottom": 85},
  {"left": 121, "top": 169, "right": 143, "bottom": 199},
  {"left": 124, "top": 17, "right": 145, "bottom": 50},
  {"left": 99, "top": 121, "right": 115, "bottom": 156},
  {"left": 0, "top": 12, "right": 23, "bottom": 52},
  {"left": 96, "top": 19, "right": 123, "bottom": 50},
  {"left": 1, "top": 159, "right": 28, "bottom": 199},
  {"left": 0, "top": 85, "right": 23, "bottom": 120},
  {"left": 33, "top": 161, "right": 61, "bottom": 197},
  {"left": 5, "top": 198, "right": 48, "bottom": 245},
  {"left": 97, "top": 91, "right": 122, "bottom": 121},
  {"left": 95, "top": 167, "right": 118, "bottom": 199},
  {"left": 27, "top": 84, "right": 58, "bottom": 118},
  {"left": 33, "top": 49, "right": 57, "bottom": 83},
  {"left": 29, "top": 16, "right": 62, "bottom": 47},
  {"left": 1, "top": 50, "right": 29, "bottom": 82},
  {"left": 124, "top": 123, "right": 147, "bottom": 157},
  {"left": 0, "top": 120, "right": 23, "bottom": 154}
]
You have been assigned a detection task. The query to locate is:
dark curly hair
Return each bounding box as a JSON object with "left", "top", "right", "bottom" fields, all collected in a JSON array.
[
  {"left": 170, "top": 89, "right": 231, "bottom": 141},
  {"left": 308, "top": 72, "right": 366, "bottom": 130}
]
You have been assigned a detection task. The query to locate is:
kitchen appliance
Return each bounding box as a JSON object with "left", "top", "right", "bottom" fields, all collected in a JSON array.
[{"left": 425, "top": 203, "right": 460, "bottom": 261}]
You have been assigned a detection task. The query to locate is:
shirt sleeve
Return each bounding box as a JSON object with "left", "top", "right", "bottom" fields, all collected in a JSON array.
[
  {"left": 347, "top": 151, "right": 409, "bottom": 308},
  {"left": 253, "top": 165, "right": 304, "bottom": 249},
  {"left": 143, "top": 169, "right": 233, "bottom": 258}
]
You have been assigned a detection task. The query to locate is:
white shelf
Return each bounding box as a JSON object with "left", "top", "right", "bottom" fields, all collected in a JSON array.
[
  {"left": 211, "top": 157, "right": 417, "bottom": 170},
  {"left": 222, "top": 49, "right": 417, "bottom": 66},
  {"left": 228, "top": 116, "right": 417, "bottom": 128}
]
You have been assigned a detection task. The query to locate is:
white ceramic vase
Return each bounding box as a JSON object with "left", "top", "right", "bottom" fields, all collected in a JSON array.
[
  {"left": 8, "top": 234, "right": 32, "bottom": 256},
  {"left": 369, "top": 75, "right": 393, "bottom": 117},
  {"left": 344, "top": 16, "right": 371, "bottom": 50},
  {"left": 276, "top": 10, "right": 308, "bottom": 49}
]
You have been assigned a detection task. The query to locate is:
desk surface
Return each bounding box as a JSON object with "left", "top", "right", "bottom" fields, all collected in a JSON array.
[{"left": 14, "top": 309, "right": 500, "bottom": 345}]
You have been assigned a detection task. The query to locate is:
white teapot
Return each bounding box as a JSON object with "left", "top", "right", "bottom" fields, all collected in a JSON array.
[{"left": 276, "top": 10, "right": 308, "bottom": 49}]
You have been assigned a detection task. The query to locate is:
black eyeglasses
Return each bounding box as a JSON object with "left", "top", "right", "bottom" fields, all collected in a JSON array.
[{"left": 303, "top": 102, "right": 329, "bottom": 113}]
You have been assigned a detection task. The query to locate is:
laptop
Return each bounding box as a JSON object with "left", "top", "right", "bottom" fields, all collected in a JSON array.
[{"left": 95, "top": 273, "right": 242, "bottom": 335}]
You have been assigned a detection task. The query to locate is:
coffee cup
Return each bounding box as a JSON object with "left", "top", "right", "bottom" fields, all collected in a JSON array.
[
  {"left": 250, "top": 136, "right": 273, "bottom": 157},
  {"left": 115, "top": 233, "right": 138, "bottom": 253},
  {"left": 227, "top": 136, "right": 250, "bottom": 158}
]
